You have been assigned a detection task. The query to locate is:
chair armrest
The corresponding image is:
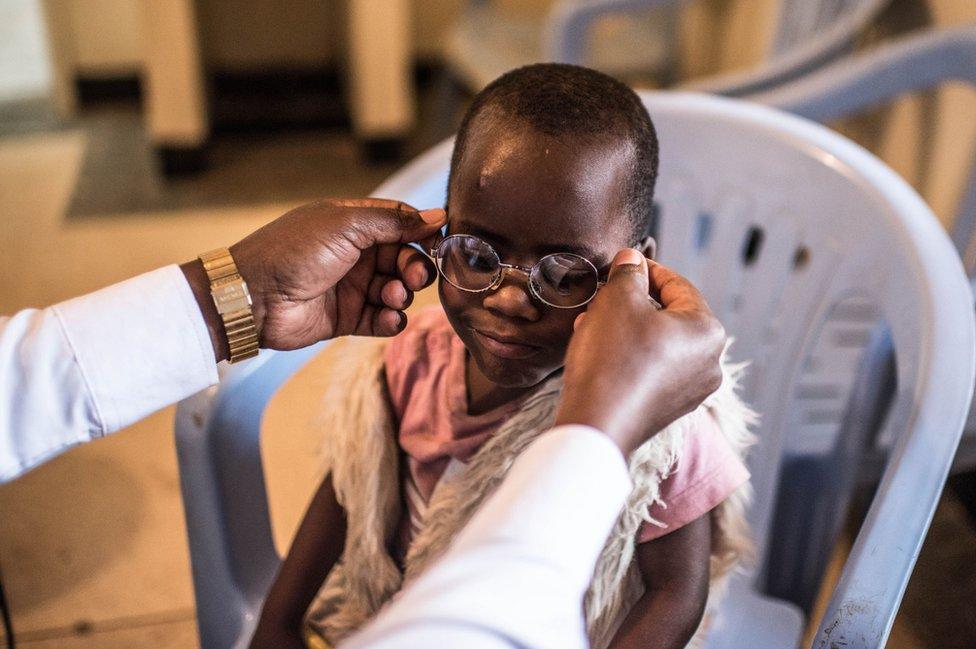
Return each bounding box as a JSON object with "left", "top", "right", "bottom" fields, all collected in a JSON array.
[
  {"left": 175, "top": 342, "right": 329, "bottom": 649},
  {"left": 682, "top": 0, "right": 890, "bottom": 97},
  {"left": 752, "top": 26, "right": 976, "bottom": 123}
]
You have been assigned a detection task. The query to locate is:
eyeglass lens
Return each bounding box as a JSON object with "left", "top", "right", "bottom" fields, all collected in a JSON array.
[{"left": 434, "top": 235, "right": 599, "bottom": 308}]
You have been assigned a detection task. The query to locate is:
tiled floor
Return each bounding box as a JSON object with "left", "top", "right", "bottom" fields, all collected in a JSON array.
[{"left": 2, "top": 67, "right": 976, "bottom": 648}]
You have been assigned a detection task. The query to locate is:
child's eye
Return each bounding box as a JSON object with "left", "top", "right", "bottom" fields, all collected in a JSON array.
[
  {"left": 466, "top": 254, "right": 496, "bottom": 272},
  {"left": 541, "top": 266, "right": 589, "bottom": 294}
]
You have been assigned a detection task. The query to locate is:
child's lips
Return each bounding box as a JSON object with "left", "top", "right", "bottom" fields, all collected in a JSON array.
[{"left": 471, "top": 329, "right": 542, "bottom": 360}]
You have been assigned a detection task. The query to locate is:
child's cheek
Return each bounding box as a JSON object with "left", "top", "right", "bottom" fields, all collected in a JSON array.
[
  {"left": 436, "top": 279, "right": 469, "bottom": 317},
  {"left": 550, "top": 309, "right": 583, "bottom": 350}
]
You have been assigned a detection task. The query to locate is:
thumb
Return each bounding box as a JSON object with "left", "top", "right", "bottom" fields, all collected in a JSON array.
[
  {"left": 400, "top": 207, "right": 448, "bottom": 243},
  {"left": 605, "top": 248, "right": 650, "bottom": 297},
  {"left": 341, "top": 198, "right": 446, "bottom": 247}
]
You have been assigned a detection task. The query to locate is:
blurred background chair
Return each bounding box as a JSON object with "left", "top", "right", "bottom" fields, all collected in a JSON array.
[
  {"left": 174, "top": 92, "right": 975, "bottom": 648},
  {"left": 684, "top": 0, "right": 893, "bottom": 95},
  {"left": 443, "top": 0, "right": 891, "bottom": 97},
  {"left": 754, "top": 25, "right": 976, "bottom": 274}
]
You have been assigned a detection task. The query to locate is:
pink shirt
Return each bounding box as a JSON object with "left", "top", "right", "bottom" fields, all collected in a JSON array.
[{"left": 384, "top": 308, "right": 749, "bottom": 549}]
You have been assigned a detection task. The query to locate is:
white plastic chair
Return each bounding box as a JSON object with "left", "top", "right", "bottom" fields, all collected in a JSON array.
[
  {"left": 174, "top": 92, "right": 975, "bottom": 648},
  {"left": 443, "top": 0, "right": 890, "bottom": 96}
]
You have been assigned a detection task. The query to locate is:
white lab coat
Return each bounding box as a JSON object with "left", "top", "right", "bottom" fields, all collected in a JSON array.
[
  {"left": 0, "top": 265, "right": 631, "bottom": 648},
  {"left": 0, "top": 265, "right": 216, "bottom": 482}
]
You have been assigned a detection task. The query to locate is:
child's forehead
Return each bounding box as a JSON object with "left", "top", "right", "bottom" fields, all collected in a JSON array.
[
  {"left": 452, "top": 129, "right": 634, "bottom": 245},
  {"left": 459, "top": 119, "right": 634, "bottom": 190}
]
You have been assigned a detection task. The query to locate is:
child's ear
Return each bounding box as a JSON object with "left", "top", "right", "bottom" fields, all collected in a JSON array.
[{"left": 637, "top": 236, "right": 657, "bottom": 261}]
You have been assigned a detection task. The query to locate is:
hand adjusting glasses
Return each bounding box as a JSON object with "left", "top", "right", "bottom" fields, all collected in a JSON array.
[{"left": 429, "top": 234, "right": 604, "bottom": 309}]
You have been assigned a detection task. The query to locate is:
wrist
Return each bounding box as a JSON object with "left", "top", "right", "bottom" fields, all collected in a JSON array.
[
  {"left": 554, "top": 397, "right": 663, "bottom": 459},
  {"left": 180, "top": 259, "right": 230, "bottom": 363},
  {"left": 553, "top": 410, "right": 625, "bottom": 458},
  {"left": 227, "top": 242, "right": 266, "bottom": 341}
]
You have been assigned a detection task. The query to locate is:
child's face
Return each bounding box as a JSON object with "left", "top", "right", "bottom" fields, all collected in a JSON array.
[{"left": 441, "top": 124, "right": 638, "bottom": 389}]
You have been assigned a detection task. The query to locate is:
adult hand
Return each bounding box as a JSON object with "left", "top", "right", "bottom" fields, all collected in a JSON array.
[
  {"left": 555, "top": 249, "right": 726, "bottom": 456},
  {"left": 182, "top": 198, "right": 445, "bottom": 361}
]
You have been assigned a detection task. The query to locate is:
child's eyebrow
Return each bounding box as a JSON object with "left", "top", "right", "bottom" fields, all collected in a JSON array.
[
  {"left": 453, "top": 220, "right": 512, "bottom": 248},
  {"left": 454, "top": 219, "right": 605, "bottom": 264},
  {"left": 534, "top": 242, "right": 604, "bottom": 263}
]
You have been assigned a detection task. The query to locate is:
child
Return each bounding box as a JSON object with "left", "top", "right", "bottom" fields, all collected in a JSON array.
[{"left": 251, "top": 64, "right": 753, "bottom": 649}]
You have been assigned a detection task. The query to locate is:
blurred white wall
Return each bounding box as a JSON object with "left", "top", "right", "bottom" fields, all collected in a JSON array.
[{"left": 0, "top": 0, "right": 52, "bottom": 102}]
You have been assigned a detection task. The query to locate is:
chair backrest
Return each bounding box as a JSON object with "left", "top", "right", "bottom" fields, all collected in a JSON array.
[
  {"left": 175, "top": 92, "right": 974, "bottom": 648},
  {"left": 544, "top": 0, "right": 890, "bottom": 96}
]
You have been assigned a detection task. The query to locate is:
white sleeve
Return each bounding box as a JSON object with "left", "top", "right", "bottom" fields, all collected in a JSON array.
[
  {"left": 0, "top": 265, "right": 219, "bottom": 482},
  {"left": 342, "top": 424, "right": 631, "bottom": 649}
]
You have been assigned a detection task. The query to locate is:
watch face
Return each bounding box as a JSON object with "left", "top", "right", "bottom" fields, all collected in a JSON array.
[{"left": 211, "top": 275, "right": 253, "bottom": 315}]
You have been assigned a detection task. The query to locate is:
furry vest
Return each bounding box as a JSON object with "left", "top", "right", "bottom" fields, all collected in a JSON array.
[{"left": 305, "top": 337, "right": 755, "bottom": 649}]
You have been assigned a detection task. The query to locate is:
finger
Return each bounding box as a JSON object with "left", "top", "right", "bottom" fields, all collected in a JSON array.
[
  {"left": 605, "top": 248, "right": 650, "bottom": 298},
  {"left": 371, "top": 307, "right": 407, "bottom": 337},
  {"left": 332, "top": 197, "right": 416, "bottom": 210},
  {"left": 646, "top": 260, "right": 711, "bottom": 313},
  {"left": 573, "top": 311, "right": 586, "bottom": 331},
  {"left": 342, "top": 199, "right": 447, "bottom": 248},
  {"left": 375, "top": 242, "right": 401, "bottom": 275},
  {"left": 609, "top": 247, "right": 646, "bottom": 270},
  {"left": 397, "top": 246, "right": 436, "bottom": 291},
  {"left": 381, "top": 278, "right": 413, "bottom": 311},
  {"left": 351, "top": 303, "right": 406, "bottom": 337},
  {"left": 366, "top": 274, "right": 411, "bottom": 310},
  {"left": 415, "top": 229, "right": 442, "bottom": 253}
]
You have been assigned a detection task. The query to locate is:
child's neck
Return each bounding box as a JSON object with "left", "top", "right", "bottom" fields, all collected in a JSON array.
[{"left": 464, "top": 354, "right": 536, "bottom": 416}]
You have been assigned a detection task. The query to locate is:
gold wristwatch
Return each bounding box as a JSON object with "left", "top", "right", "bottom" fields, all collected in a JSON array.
[{"left": 199, "top": 248, "right": 260, "bottom": 363}]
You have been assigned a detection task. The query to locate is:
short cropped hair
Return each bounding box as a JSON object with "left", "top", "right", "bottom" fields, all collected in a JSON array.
[{"left": 447, "top": 63, "right": 659, "bottom": 244}]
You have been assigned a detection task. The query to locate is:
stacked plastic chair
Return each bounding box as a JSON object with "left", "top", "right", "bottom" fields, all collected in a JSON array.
[
  {"left": 174, "top": 92, "right": 975, "bottom": 648},
  {"left": 444, "top": 0, "right": 890, "bottom": 96},
  {"left": 754, "top": 25, "right": 976, "bottom": 270}
]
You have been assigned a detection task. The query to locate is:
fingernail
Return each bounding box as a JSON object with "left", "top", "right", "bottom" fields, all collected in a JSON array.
[
  {"left": 393, "top": 311, "right": 407, "bottom": 333},
  {"left": 614, "top": 248, "right": 644, "bottom": 266},
  {"left": 573, "top": 312, "right": 586, "bottom": 331},
  {"left": 420, "top": 208, "right": 446, "bottom": 224}
]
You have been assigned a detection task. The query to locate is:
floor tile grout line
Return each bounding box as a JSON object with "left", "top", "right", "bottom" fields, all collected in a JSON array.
[{"left": 8, "top": 607, "right": 196, "bottom": 643}]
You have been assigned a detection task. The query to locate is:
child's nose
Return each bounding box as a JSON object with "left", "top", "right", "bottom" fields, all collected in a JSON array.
[{"left": 482, "top": 270, "right": 542, "bottom": 321}]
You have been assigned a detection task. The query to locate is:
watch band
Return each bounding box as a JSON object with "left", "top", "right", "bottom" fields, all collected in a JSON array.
[{"left": 199, "top": 248, "right": 259, "bottom": 363}]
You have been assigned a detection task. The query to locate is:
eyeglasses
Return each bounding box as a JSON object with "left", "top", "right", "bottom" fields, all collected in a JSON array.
[{"left": 429, "top": 234, "right": 605, "bottom": 309}]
